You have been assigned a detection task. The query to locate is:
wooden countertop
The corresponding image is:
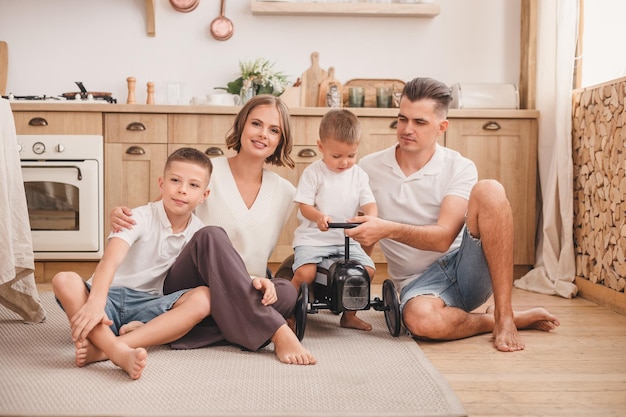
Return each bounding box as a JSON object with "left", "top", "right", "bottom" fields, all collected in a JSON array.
[{"left": 8, "top": 102, "right": 540, "bottom": 119}]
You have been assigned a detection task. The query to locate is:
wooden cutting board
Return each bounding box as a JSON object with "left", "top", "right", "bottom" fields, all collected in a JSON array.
[
  {"left": 300, "top": 51, "right": 327, "bottom": 107},
  {"left": 0, "top": 41, "right": 8, "bottom": 96}
]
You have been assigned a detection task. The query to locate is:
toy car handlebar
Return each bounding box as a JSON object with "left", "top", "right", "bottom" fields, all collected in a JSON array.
[{"left": 327, "top": 222, "right": 361, "bottom": 229}]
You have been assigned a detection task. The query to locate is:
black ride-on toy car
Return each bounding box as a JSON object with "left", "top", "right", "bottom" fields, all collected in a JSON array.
[{"left": 275, "top": 223, "right": 401, "bottom": 341}]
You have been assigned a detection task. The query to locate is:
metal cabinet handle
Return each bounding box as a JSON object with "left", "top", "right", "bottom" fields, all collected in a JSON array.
[
  {"left": 389, "top": 120, "right": 398, "bottom": 129},
  {"left": 205, "top": 147, "right": 224, "bottom": 156},
  {"left": 126, "top": 122, "right": 146, "bottom": 131},
  {"left": 298, "top": 148, "right": 317, "bottom": 158},
  {"left": 28, "top": 117, "right": 48, "bottom": 126},
  {"left": 125, "top": 145, "right": 146, "bottom": 155},
  {"left": 482, "top": 121, "right": 501, "bottom": 131}
]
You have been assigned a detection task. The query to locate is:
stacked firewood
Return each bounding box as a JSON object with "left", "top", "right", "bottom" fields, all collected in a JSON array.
[{"left": 572, "top": 77, "right": 626, "bottom": 293}]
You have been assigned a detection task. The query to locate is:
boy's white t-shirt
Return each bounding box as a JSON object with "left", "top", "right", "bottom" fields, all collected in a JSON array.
[
  {"left": 88, "top": 200, "right": 205, "bottom": 295},
  {"left": 359, "top": 144, "right": 477, "bottom": 292},
  {"left": 293, "top": 159, "right": 376, "bottom": 247}
]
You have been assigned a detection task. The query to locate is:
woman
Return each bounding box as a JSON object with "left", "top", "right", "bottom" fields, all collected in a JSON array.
[{"left": 111, "top": 94, "right": 298, "bottom": 332}]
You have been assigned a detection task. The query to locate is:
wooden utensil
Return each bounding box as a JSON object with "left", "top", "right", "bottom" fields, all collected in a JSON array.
[
  {"left": 300, "top": 52, "right": 327, "bottom": 107},
  {"left": 0, "top": 41, "right": 8, "bottom": 96},
  {"left": 317, "top": 67, "right": 343, "bottom": 107},
  {"left": 210, "top": 0, "right": 234, "bottom": 41}
]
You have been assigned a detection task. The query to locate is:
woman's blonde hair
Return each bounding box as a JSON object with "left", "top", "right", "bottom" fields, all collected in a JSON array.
[{"left": 225, "top": 94, "right": 295, "bottom": 168}]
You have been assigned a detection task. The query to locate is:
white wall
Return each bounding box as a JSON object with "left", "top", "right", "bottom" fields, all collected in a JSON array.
[
  {"left": 581, "top": 0, "right": 626, "bottom": 87},
  {"left": 0, "top": 0, "right": 520, "bottom": 104}
]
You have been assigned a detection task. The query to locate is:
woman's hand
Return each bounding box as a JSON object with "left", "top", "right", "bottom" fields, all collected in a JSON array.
[
  {"left": 110, "top": 206, "right": 135, "bottom": 233},
  {"left": 251, "top": 277, "right": 277, "bottom": 306}
]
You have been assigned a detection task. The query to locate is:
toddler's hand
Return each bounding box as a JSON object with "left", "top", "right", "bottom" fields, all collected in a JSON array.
[{"left": 317, "top": 215, "right": 331, "bottom": 232}]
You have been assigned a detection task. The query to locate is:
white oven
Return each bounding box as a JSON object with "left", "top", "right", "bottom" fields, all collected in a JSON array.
[{"left": 19, "top": 134, "right": 104, "bottom": 260}]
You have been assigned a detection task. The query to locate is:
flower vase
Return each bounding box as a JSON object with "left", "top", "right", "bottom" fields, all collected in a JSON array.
[{"left": 240, "top": 80, "right": 255, "bottom": 104}]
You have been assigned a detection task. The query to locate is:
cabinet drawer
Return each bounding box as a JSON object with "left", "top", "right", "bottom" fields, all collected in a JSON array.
[
  {"left": 13, "top": 111, "right": 102, "bottom": 135},
  {"left": 168, "top": 143, "right": 236, "bottom": 159},
  {"left": 168, "top": 114, "right": 236, "bottom": 144},
  {"left": 104, "top": 113, "right": 167, "bottom": 143},
  {"left": 291, "top": 115, "right": 323, "bottom": 146}
]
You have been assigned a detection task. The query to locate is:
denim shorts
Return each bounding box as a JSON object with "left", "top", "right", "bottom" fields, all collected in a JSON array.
[
  {"left": 399, "top": 228, "right": 493, "bottom": 313},
  {"left": 293, "top": 243, "right": 376, "bottom": 272},
  {"left": 83, "top": 283, "right": 188, "bottom": 336}
]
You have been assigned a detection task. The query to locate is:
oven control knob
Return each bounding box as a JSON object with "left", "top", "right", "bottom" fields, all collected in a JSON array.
[
  {"left": 55, "top": 144, "right": 65, "bottom": 153},
  {"left": 32, "top": 141, "right": 45, "bottom": 155},
  {"left": 17, "top": 143, "right": 22, "bottom": 153}
]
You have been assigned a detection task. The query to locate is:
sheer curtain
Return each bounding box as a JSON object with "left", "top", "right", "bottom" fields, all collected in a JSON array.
[{"left": 514, "top": 0, "right": 579, "bottom": 298}]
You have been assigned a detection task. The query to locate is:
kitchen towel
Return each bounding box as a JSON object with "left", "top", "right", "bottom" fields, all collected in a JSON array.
[{"left": 0, "top": 98, "right": 46, "bottom": 323}]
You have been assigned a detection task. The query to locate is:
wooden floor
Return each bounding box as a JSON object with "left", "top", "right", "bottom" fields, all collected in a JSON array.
[
  {"left": 36, "top": 282, "right": 626, "bottom": 417},
  {"left": 414, "top": 287, "right": 626, "bottom": 417}
]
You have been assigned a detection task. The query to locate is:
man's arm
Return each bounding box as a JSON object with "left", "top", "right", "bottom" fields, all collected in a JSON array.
[
  {"left": 70, "top": 238, "right": 130, "bottom": 342},
  {"left": 346, "top": 194, "right": 468, "bottom": 253}
]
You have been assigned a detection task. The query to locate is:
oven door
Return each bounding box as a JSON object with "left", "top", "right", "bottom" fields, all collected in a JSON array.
[{"left": 21, "top": 160, "right": 102, "bottom": 256}]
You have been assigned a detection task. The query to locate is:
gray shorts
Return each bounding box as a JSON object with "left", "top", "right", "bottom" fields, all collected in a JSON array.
[
  {"left": 399, "top": 228, "right": 493, "bottom": 313},
  {"left": 293, "top": 243, "right": 375, "bottom": 272},
  {"left": 85, "top": 283, "right": 188, "bottom": 336}
]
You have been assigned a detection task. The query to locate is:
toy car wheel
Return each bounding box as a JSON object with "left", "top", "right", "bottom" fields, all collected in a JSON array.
[
  {"left": 295, "top": 283, "right": 309, "bottom": 341},
  {"left": 382, "top": 279, "right": 401, "bottom": 337}
]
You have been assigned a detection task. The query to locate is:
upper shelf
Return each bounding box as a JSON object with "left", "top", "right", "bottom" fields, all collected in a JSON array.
[{"left": 249, "top": 1, "right": 440, "bottom": 18}]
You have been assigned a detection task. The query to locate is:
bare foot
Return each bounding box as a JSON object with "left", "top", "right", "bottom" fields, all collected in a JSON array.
[
  {"left": 271, "top": 324, "right": 317, "bottom": 365},
  {"left": 486, "top": 305, "right": 560, "bottom": 331},
  {"left": 109, "top": 345, "right": 148, "bottom": 380},
  {"left": 340, "top": 311, "right": 372, "bottom": 331},
  {"left": 119, "top": 320, "right": 145, "bottom": 335},
  {"left": 486, "top": 305, "right": 560, "bottom": 352},
  {"left": 75, "top": 339, "right": 107, "bottom": 367}
]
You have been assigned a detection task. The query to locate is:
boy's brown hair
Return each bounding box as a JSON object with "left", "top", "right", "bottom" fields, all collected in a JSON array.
[
  {"left": 165, "top": 147, "right": 213, "bottom": 183},
  {"left": 319, "top": 109, "right": 361, "bottom": 145}
]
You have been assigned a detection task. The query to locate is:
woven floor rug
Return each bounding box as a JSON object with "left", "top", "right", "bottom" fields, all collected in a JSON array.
[{"left": 0, "top": 292, "right": 466, "bottom": 417}]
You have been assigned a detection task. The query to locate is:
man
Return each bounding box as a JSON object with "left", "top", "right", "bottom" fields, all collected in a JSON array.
[{"left": 346, "top": 77, "right": 559, "bottom": 352}]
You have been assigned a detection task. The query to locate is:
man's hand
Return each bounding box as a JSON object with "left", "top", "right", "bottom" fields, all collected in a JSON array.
[
  {"left": 345, "top": 215, "right": 387, "bottom": 247},
  {"left": 110, "top": 206, "right": 135, "bottom": 233},
  {"left": 251, "top": 277, "right": 277, "bottom": 306},
  {"left": 70, "top": 301, "right": 113, "bottom": 343}
]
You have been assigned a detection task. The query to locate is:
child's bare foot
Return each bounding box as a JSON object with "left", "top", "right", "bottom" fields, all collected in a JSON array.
[
  {"left": 340, "top": 311, "right": 372, "bottom": 331},
  {"left": 109, "top": 345, "right": 148, "bottom": 380},
  {"left": 271, "top": 324, "right": 316, "bottom": 365},
  {"left": 75, "top": 339, "right": 107, "bottom": 367},
  {"left": 119, "top": 320, "right": 144, "bottom": 335}
]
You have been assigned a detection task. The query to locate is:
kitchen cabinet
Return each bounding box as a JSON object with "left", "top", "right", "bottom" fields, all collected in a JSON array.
[
  {"left": 104, "top": 113, "right": 168, "bottom": 226},
  {"left": 167, "top": 113, "right": 237, "bottom": 157},
  {"left": 13, "top": 111, "right": 102, "bottom": 135},
  {"left": 445, "top": 117, "right": 537, "bottom": 265},
  {"left": 10, "top": 103, "right": 538, "bottom": 280}
]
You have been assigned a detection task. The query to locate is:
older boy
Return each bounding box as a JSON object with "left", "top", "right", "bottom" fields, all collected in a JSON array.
[{"left": 53, "top": 147, "right": 213, "bottom": 379}]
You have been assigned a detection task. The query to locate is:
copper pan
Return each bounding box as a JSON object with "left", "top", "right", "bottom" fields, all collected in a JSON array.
[{"left": 210, "top": 0, "right": 234, "bottom": 41}]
